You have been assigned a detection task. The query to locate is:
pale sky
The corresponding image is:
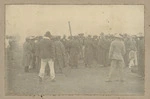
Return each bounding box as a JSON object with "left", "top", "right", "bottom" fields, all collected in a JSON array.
[{"left": 6, "top": 5, "right": 144, "bottom": 43}]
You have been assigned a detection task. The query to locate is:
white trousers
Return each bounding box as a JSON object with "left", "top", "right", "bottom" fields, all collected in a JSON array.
[{"left": 39, "top": 58, "right": 55, "bottom": 80}]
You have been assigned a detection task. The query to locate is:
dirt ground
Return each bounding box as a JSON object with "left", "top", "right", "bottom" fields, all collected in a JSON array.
[{"left": 5, "top": 49, "right": 144, "bottom": 96}]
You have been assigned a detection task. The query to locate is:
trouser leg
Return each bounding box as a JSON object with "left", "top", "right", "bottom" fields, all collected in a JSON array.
[
  {"left": 39, "top": 59, "right": 47, "bottom": 79},
  {"left": 48, "top": 59, "right": 55, "bottom": 80}
]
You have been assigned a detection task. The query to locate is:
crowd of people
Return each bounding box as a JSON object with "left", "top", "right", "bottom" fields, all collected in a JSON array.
[{"left": 6, "top": 31, "right": 145, "bottom": 82}]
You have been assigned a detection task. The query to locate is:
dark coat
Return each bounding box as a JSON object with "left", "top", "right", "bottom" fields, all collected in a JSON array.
[{"left": 37, "top": 37, "right": 55, "bottom": 59}]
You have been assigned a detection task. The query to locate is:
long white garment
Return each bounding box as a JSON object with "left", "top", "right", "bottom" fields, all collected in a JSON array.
[{"left": 39, "top": 58, "right": 55, "bottom": 80}]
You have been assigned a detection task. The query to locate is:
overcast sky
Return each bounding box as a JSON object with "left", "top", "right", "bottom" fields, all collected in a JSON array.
[{"left": 6, "top": 5, "right": 144, "bottom": 42}]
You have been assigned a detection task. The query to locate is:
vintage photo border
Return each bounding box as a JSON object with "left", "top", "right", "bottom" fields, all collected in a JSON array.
[{"left": 0, "top": 0, "right": 150, "bottom": 98}]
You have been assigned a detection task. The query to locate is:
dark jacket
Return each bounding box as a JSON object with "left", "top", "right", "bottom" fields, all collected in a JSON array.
[{"left": 37, "top": 37, "right": 55, "bottom": 59}]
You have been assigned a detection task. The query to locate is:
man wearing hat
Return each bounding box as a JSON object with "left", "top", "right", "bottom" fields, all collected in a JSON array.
[
  {"left": 106, "top": 34, "right": 126, "bottom": 82},
  {"left": 37, "top": 31, "right": 55, "bottom": 82}
]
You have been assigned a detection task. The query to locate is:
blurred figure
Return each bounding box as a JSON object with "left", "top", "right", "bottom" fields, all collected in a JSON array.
[
  {"left": 104, "top": 35, "right": 111, "bottom": 66},
  {"left": 69, "top": 36, "right": 80, "bottom": 68},
  {"left": 5, "top": 36, "right": 11, "bottom": 65},
  {"left": 137, "top": 33, "right": 144, "bottom": 78},
  {"left": 78, "top": 33, "right": 85, "bottom": 60},
  {"left": 106, "top": 34, "right": 126, "bottom": 82},
  {"left": 29, "top": 36, "right": 36, "bottom": 70},
  {"left": 54, "top": 36, "right": 66, "bottom": 73},
  {"left": 97, "top": 33, "right": 107, "bottom": 66},
  {"left": 37, "top": 31, "right": 55, "bottom": 82},
  {"left": 23, "top": 37, "right": 32, "bottom": 72},
  {"left": 92, "top": 35, "right": 99, "bottom": 63},
  {"left": 128, "top": 36, "right": 138, "bottom": 70},
  {"left": 61, "top": 35, "right": 70, "bottom": 68},
  {"left": 84, "top": 35, "right": 94, "bottom": 67},
  {"left": 35, "top": 36, "right": 43, "bottom": 73},
  {"left": 124, "top": 35, "right": 130, "bottom": 67},
  {"left": 5, "top": 35, "right": 10, "bottom": 49}
]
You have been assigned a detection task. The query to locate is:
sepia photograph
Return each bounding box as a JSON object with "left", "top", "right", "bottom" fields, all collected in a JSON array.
[{"left": 5, "top": 5, "right": 144, "bottom": 96}]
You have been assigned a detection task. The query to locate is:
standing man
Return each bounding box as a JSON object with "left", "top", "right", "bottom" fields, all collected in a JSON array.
[
  {"left": 106, "top": 34, "right": 126, "bottom": 82},
  {"left": 29, "top": 36, "right": 36, "bottom": 70},
  {"left": 23, "top": 37, "right": 32, "bottom": 72},
  {"left": 54, "top": 36, "right": 66, "bottom": 74},
  {"left": 69, "top": 36, "right": 80, "bottom": 68},
  {"left": 35, "top": 36, "right": 43, "bottom": 73},
  {"left": 92, "top": 35, "right": 99, "bottom": 63},
  {"left": 97, "top": 33, "right": 107, "bottom": 66},
  {"left": 37, "top": 31, "right": 55, "bottom": 82},
  {"left": 84, "top": 35, "right": 94, "bottom": 67},
  {"left": 137, "top": 33, "right": 144, "bottom": 78}
]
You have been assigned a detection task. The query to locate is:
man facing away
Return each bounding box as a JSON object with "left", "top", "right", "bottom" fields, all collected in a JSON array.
[
  {"left": 37, "top": 31, "right": 55, "bottom": 82},
  {"left": 106, "top": 34, "right": 126, "bottom": 82}
]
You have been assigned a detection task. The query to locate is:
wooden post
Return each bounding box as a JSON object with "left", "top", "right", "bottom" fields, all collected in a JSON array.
[{"left": 68, "top": 21, "right": 72, "bottom": 37}]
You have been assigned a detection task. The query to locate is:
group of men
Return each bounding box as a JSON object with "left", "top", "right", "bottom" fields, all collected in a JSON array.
[{"left": 7, "top": 31, "right": 144, "bottom": 82}]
